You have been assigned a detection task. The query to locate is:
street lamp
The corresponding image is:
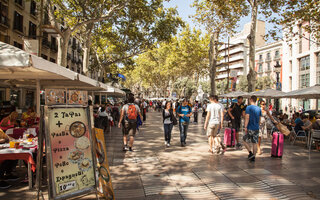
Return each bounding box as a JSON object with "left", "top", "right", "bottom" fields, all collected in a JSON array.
[{"left": 274, "top": 61, "right": 282, "bottom": 112}]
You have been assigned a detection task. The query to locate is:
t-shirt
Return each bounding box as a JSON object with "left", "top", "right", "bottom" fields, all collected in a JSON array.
[
  {"left": 206, "top": 103, "right": 224, "bottom": 125},
  {"left": 245, "top": 105, "right": 261, "bottom": 131},
  {"left": 163, "top": 110, "right": 172, "bottom": 124},
  {"left": 122, "top": 103, "right": 140, "bottom": 121},
  {"left": 294, "top": 118, "right": 304, "bottom": 133},
  {"left": 230, "top": 103, "right": 246, "bottom": 120},
  {"left": 177, "top": 105, "right": 191, "bottom": 123}
]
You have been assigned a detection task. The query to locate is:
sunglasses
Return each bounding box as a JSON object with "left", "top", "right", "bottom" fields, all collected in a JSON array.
[{"left": 261, "top": 104, "right": 266, "bottom": 105}]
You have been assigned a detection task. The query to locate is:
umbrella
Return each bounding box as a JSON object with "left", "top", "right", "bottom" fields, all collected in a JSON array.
[
  {"left": 247, "top": 88, "right": 286, "bottom": 99},
  {"left": 219, "top": 91, "right": 249, "bottom": 98},
  {"left": 275, "top": 84, "right": 320, "bottom": 113}
]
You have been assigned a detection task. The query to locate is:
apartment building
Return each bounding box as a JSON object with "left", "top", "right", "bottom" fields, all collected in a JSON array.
[
  {"left": 255, "top": 41, "right": 283, "bottom": 86},
  {"left": 282, "top": 22, "right": 320, "bottom": 110},
  {"left": 0, "top": 0, "right": 83, "bottom": 107},
  {"left": 216, "top": 20, "right": 266, "bottom": 85},
  {"left": 0, "top": 0, "right": 83, "bottom": 73}
]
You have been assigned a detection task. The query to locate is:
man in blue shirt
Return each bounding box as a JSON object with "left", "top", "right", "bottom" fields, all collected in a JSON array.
[
  {"left": 293, "top": 112, "right": 304, "bottom": 134},
  {"left": 177, "top": 98, "right": 192, "bottom": 147},
  {"left": 243, "top": 95, "right": 261, "bottom": 162}
]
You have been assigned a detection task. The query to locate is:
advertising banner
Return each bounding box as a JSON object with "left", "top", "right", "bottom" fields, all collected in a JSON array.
[
  {"left": 95, "top": 128, "right": 115, "bottom": 200},
  {"left": 46, "top": 106, "right": 97, "bottom": 199}
]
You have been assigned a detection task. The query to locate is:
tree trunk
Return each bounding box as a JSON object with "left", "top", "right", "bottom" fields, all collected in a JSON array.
[
  {"left": 209, "top": 32, "right": 219, "bottom": 95},
  {"left": 247, "top": 0, "right": 258, "bottom": 92},
  {"left": 83, "top": 24, "right": 94, "bottom": 76},
  {"left": 57, "top": 30, "right": 71, "bottom": 67}
]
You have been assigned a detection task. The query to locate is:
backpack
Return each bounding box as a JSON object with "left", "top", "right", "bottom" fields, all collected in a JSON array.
[{"left": 126, "top": 104, "right": 138, "bottom": 122}]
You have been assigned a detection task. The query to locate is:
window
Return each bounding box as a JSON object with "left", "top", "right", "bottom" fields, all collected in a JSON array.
[
  {"left": 258, "top": 64, "right": 263, "bottom": 72},
  {"left": 267, "top": 63, "right": 270, "bottom": 71},
  {"left": 289, "top": 61, "right": 292, "bottom": 73},
  {"left": 30, "top": 1, "right": 36, "bottom": 16},
  {"left": 41, "top": 54, "right": 48, "bottom": 60},
  {"left": 13, "top": 41, "right": 23, "bottom": 49},
  {"left": 0, "top": 2, "right": 9, "bottom": 27},
  {"left": 15, "top": 0, "right": 23, "bottom": 6},
  {"left": 266, "top": 52, "right": 271, "bottom": 61},
  {"left": 13, "top": 11, "right": 23, "bottom": 33},
  {"left": 289, "top": 44, "right": 292, "bottom": 57},
  {"left": 300, "top": 73, "right": 310, "bottom": 88},
  {"left": 259, "top": 54, "right": 263, "bottom": 61},
  {"left": 299, "top": 24, "right": 302, "bottom": 53},
  {"left": 275, "top": 50, "right": 280, "bottom": 59},
  {"left": 28, "top": 21, "right": 36, "bottom": 39},
  {"left": 50, "top": 58, "right": 56, "bottom": 63},
  {"left": 300, "top": 56, "right": 310, "bottom": 71}
]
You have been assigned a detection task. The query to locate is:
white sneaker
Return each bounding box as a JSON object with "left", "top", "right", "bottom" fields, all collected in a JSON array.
[
  {"left": 166, "top": 143, "right": 170, "bottom": 147},
  {"left": 164, "top": 141, "right": 167, "bottom": 145}
]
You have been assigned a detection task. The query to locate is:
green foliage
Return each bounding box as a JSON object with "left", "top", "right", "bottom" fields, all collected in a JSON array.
[
  {"left": 237, "top": 75, "right": 248, "bottom": 92},
  {"left": 122, "top": 25, "right": 209, "bottom": 95},
  {"left": 216, "top": 79, "right": 228, "bottom": 95},
  {"left": 173, "top": 78, "right": 197, "bottom": 98},
  {"left": 200, "top": 81, "right": 210, "bottom": 94},
  {"left": 256, "top": 76, "right": 276, "bottom": 90}
]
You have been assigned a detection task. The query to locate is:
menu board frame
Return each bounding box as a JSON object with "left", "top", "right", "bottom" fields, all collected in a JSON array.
[{"left": 44, "top": 105, "right": 98, "bottom": 200}]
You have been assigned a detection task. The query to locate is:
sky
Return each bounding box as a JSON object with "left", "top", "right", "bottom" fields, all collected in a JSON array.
[{"left": 163, "top": 0, "right": 281, "bottom": 42}]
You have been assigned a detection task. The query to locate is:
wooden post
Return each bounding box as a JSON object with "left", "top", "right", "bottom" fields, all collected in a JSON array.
[{"left": 36, "top": 106, "right": 45, "bottom": 200}]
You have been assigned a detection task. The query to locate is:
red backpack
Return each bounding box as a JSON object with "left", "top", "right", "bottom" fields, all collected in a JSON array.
[{"left": 127, "top": 104, "right": 138, "bottom": 121}]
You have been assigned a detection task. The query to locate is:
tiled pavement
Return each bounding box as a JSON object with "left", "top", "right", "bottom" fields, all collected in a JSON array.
[
  {"left": 106, "top": 111, "right": 320, "bottom": 200},
  {"left": 1, "top": 110, "right": 320, "bottom": 199}
]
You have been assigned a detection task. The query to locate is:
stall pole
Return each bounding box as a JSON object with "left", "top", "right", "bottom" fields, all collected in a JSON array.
[
  {"left": 316, "top": 99, "right": 319, "bottom": 114},
  {"left": 36, "top": 79, "right": 41, "bottom": 116},
  {"left": 99, "top": 93, "right": 102, "bottom": 104}
]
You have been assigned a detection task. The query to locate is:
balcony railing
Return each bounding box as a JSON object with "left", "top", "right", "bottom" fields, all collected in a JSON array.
[
  {"left": 42, "top": 39, "right": 50, "bottom": 48},
  {"left": 274, "top": 55, "right": 281, "bottom": 61},
  {"left": 265, "top": 57, "right": 272, "bottom": 62}
]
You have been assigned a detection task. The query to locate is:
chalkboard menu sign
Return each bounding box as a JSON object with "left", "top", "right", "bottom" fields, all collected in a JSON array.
[{"left": 45, "top": 106, "right": 97, "bottom": 200}]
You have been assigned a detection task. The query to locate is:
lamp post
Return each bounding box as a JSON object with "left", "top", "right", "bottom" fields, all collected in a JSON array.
[{"left": 274, "top": 61, "right": 281, "bottom": 112}]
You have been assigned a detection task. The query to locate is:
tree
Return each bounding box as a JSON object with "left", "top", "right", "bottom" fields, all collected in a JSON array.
[
  {"left": 237, "top": 75, "right": 248, "bottom": 92},
  {"left": 216, "top": 79, "right": 228, "bottom": 95},
  {"left": 256, "top": 76, "right": 275, "bottom": 90},
  {"left": 44, "top": 0, "right": 183, "bottom": 74},
  {"left": 244, "top": 0, "right": 285, "bottom": 92},
  {"left": 192, "top": 0, "right": 248, "bottom": 95},
  {"left": 278, "top": 0, "right": 320, "bottom": 43}
]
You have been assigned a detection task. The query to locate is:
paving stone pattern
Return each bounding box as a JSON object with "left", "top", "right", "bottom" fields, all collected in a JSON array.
[
  {"left": 1, "top": 110, "right": 319, "bottom": 200},
  {"left": 107, "top": 111, "right": 320, "bottom": 200}
]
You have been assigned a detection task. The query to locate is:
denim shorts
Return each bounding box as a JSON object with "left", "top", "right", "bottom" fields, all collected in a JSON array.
[{"left": 243, "top": 130, "right": 259, "bottom": 143}]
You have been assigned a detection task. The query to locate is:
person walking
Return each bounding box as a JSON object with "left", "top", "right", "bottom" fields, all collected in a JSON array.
[
  {"left": 243, "top": 95, "right": 261, "bottom": 162},
  {"left": 204, "top": 95, "right": 225, "bottom": 154},
  {"left": 177, "top": 98, "right": 192, "bottom": 147},
  {"left": 162, "top": 101, "right": 174, "bottom": 147},
  {"left": 118, "top": 94, "right": 142, "bottom": 152},
  {"left": 202, "top": 101, "right": 208, "bottom": 119},
  {"left": 193, "top": 101, "right": 199, "bottom": 124},
  {"left": 227, "top": 96, "right": 246, "bottom": 149}
]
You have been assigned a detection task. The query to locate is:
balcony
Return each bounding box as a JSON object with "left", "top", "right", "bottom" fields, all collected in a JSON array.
[
  {"left": 258, "top": 59, "right": 264, "bottom": 64},
  {"left": 42, "top": 39, "right": 50, "bottom": 49},
  {"left": 72, "top": 42, "right": 77, "bottom": 50},
  {"left": 67, "top": 53, "right": 71, "bottom": 60},
  {"left": 0, "top": 16, "right": 9, "bottom": 29},
  {"left": 71, "top": 57, "right": 76, "bottom": 63},
  {"left": 77, "top": 59, "right": 82, "bottom": 64},
  {"left": 265, "top": 57, "right": 272, "bottom": 62},
  {"left": 219, "top": 46, "right": 245, "bottom": 57},
  {"left": 273, "top": 55, "right": 281, "bottom": 61}
]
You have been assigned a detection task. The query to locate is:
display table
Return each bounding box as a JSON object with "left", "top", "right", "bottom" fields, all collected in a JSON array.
[
  {"left": 0, "top": 144, "right": 37, "bottom": 189},
  {"left": 6, "top": 127, "right": 39, "bottom": 139}
]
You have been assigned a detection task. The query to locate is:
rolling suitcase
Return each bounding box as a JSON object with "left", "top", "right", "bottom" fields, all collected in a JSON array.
[
  {"left": 224, "top": 128, "right": 236, "bottom": 147},
  {"left": 271, "top": 132, "right": 284, "bottom": 158}
]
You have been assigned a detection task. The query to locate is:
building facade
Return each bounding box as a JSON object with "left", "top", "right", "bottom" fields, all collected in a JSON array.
[
  {"left": 255, "top": 41, "right": 283, "bottom": 87},
  {"left": 0, "top": 0, "right": 83, "bottom": 73},
  {"left": 0, "top": 0, "right": 83, "bottom": 107},
  {"left": 282, "top": 22, "right": 320, "bottom": 110},
  {"left": 216, "top": 20, "right": 266, "bottom": 87}
]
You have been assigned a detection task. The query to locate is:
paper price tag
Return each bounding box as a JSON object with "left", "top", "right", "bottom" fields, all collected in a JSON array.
[{"left": 58, "top": 181, "right": 76, "bottom": 193}]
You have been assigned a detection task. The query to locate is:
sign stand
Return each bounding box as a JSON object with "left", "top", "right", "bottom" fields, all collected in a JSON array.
[{"left": 36, "top": 89, "right": 113, "bottom": 200}]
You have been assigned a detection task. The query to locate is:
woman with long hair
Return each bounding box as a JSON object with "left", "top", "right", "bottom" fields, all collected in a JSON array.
[{"left": 162, "top": 101, "right": 174, "bottom": 147}]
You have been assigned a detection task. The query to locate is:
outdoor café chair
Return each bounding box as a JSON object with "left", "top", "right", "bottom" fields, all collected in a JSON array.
[
  {"left": 309, "top": 130, "right": 320, "bottom": 151},
  {"left": 291, "top": 127, "right": 308, "bottom": 146}
]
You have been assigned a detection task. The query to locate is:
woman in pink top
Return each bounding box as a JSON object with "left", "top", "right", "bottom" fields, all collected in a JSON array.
[{"left": 0, "top": 111, "right": 18, "bottom": 131}]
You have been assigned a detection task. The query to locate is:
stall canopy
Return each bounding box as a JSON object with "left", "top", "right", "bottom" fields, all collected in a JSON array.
[
  {"left": 0, "top": 42, "right": 122, "bottom": 113},
  {"left": 275, "top": 84, "right": 320, "bottom": 113},
  {"left": 0, "top": 42, "right": 113, "bottom": 91},
  {"left": 246, "top": 88, "right": 286, "bottom": 99},
  {"left": 219, "top": 91, "right": 249, "bottom": 98}
]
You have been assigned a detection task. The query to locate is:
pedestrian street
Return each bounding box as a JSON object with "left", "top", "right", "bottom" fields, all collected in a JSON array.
[{"left": 105, "top": 111, "right": 320, "bottom": 200}]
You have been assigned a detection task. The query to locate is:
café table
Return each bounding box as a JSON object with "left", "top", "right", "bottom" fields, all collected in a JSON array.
[
  {"left": 5, "top": 127, "right": 39, "bottom": 139},
  {"left": 0, "top": 142, "right": 37, "bottom": 189}
]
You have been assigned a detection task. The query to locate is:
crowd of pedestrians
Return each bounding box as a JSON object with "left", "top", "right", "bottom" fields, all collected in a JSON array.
[{"left": 94, "top": 93, "right": 320, "bottom": 160}]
